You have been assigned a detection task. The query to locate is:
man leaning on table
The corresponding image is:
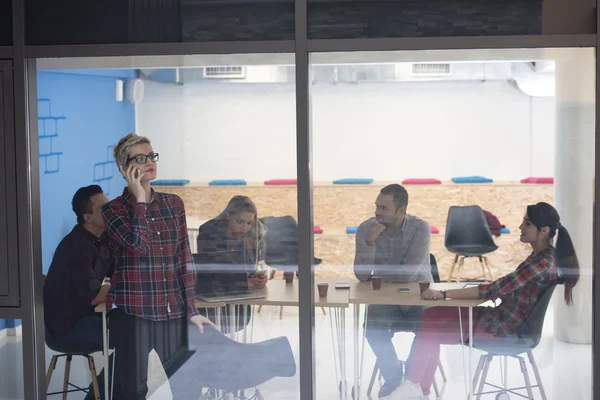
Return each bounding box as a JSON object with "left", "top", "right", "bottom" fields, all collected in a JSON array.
[
  {"left": 353, "top": 184, "right": 433, "bottom": 398},
  {"left": 43, "top": 185, "right": 114, "bottom": 400}
]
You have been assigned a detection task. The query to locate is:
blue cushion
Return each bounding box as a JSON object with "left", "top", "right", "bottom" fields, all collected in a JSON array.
[
  {"left": 209, "top": 179, "right": 247, "bottom": 186},
  {"left": 151, "top": 179, "right": 190, "bottom": 186},
  {"left": 500, "top": 227, "right": 511, "bottom": 234},
  {"left": 346, "top": 226, "right": 358, "bottom": 234},
  {"left": 452, "top": 176, "right": 493, "bottom": 184},
  {"left": 333, "top": 178, "right": 374, "bottom": 185}
]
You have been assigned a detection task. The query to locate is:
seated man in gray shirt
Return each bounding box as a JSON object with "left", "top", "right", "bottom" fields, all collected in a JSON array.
[{"left": 354, "top": 184, "right": 432, "bottom": 398}]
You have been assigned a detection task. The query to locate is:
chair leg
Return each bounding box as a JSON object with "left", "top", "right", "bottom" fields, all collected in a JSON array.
[
  {"left": 483, "top": 256, "right": 494, "bottom": 282},
  {"left": 527, "top": 351, "right": 547, "bottom": 400},
  {"left": 279, "top": 306, "right": 284, "bottom": 320},
  {"left": 478, "top": 256, "right": 486, "bottom": 281},
  {"left": 321, "top": 307, "right": 326, "bottom": 315},
  {"left": 472, "top": 355, "right": 486, "bottom": 395},
  {"left": 456, "top": 257, "right": 465, "bottom": 284},
  {"left": 87, "top": 356, "right": 101, "bottom": 400},
  {"left": 447, "top": 255, "right": 459, "bottom": 282},
  {"left": 438, "top": 360, "right": 447, "bottom": 382},
  {"left": 366, "top": 363, "right": 379, "bottom": 396},
  {"left": 46, "top": 355, "right": 59, "bottom": 390},
  {"left": 518, "top": 356, "right": 535, "bottom": 399},
  {"left": 257, "top": 305, "right": 263, "bottom": 313},
  {"left": 476, "top": 354, "right": 493, "bottom": 400},
  {"left": 63, "top": 354, "right": 72, "bottom": 400}
]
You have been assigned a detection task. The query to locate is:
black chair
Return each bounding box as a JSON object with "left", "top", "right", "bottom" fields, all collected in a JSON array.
[
  {"left": 366, "top": 254, "right": 447, "bottom": 398},
  {"left": 257, "top": 216, "right": 324, "bottom": 319},
  {"left": 45, "top": 327, "right": 102, "bottom": 399},
  {"left": 445, "top": 205, "right": 498, "bottom": 283},
  {"left": 259, "top": 215, "right": 322, "bottom": 271},
  {"left": 470, "top": 285, "right": 557, "bottom": 400}
]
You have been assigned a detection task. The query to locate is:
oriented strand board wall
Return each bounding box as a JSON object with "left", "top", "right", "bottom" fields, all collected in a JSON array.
[{"left": 158, "top": 182, "right": 553, "bottom": 281}]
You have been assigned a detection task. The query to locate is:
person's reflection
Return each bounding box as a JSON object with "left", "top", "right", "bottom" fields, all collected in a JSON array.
[
  {"left": 197, "top": 195, "right": 268, "bottom": 333},
  {"left": 102, "top": 133, "right": 214, "bottom": 400}
]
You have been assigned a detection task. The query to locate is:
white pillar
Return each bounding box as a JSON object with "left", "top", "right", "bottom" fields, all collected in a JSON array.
[{"left": 553, "top": 47, "right": 595, "bottom": 344}]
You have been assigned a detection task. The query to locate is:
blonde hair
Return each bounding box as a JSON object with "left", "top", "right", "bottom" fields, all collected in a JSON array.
[
  {"left": 217, "top": 195, "right": 267, "bottom": 264},
  {"left": 113, "top": 133, "right": 151, "bottom": 170}
]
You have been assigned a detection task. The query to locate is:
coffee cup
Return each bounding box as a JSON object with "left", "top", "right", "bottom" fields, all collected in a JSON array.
[
  {"left": 371, "top": 276, "right": 383, "bottom": 290},
  {"left": 317, "top": 283, "right": 329, "bottom": 298},
  {"left": 284, "top": 271, "right": 294, "bottom": 284}
]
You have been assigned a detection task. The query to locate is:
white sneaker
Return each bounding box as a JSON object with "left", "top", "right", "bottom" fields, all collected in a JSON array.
[{"left": 390, "top": 381, "right": 425, "bottom": 399}]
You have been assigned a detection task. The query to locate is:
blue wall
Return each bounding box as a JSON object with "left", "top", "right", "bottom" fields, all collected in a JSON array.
[
  {"left": 37, "top": 70, "right": 136, "bottom": 275},
  {"left": 3, "top": 70, "right": 136, "bottom": 332}
]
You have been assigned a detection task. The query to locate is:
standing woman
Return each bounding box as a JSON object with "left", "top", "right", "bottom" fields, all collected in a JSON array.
[
  {"left": 197, "top": 195, "right": 268, "bottom": 333},
  {"left": 393, "top": 202, "right": 580, "bottom": 399},
  {"left": 102, "top": 133, "right": 215, "bottom": 400}
]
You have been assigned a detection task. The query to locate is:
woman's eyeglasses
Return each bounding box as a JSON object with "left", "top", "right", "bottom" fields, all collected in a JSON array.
[{"left": 127, "top": 152, "right": 159, "bottom": 164}]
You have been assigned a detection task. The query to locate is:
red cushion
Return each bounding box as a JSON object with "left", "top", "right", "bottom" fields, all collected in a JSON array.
[
  {"left": 314, "top": 226, "right": 323, "bottom": 234},
  {"left": 264, "top": 179, "right": 297, "bottom": 185},
  {"left": 402, "top": 178, "right": 442, "bottom": 185},
  {"left": 520, "top": 177, "right": 554, "bottom": 184},
  {"left": 430, "top": 226, "right": 440, "bottom": 234}
]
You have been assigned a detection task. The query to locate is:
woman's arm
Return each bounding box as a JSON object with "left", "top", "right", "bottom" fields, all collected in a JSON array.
[
  {"left": 101, "top": 201, "right": 150, "bottom": 254},
  {"left": 422, "top": 285, "right": 480, "bottom": 300}
]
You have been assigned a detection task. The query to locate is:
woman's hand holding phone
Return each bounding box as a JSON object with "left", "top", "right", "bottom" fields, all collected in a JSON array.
[{"left": 120, "top": 164, "right": 146, "bottom": 203}]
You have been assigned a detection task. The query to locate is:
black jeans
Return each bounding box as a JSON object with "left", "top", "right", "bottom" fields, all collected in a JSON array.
[
  {"left": 110, "top": 309, "right": 203, "bottom": 400},
  {"left": 365, "top": 305, "right": 426, "bottom": 383},
  {"left": 51, "top": 315, "right": 115, "bottom": 399}
]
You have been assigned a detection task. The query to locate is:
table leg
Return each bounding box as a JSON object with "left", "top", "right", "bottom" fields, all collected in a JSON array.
[
  {"left": 341, "top": 307, "right": 347, "bottom": 400},
  {"left": 469, "top": 306, "right": 473, "bottom": 400},
  {"left": 228, "top": 304, "right": 236, "bottom": 340},
  {"left": 359, "top": 305, "right": 368, "bottom": 398},
  {"left": 353, "top": 304, "right": 360, "bottom": 400},
  {"left": 243, "top": 305, "right": 248, "bottom": 343},
  {"left": 102, "top": 309, "right": 109, "bottom": 400},
  {"left": 329, "top": 308, "right": 341, "bottom": 399}
]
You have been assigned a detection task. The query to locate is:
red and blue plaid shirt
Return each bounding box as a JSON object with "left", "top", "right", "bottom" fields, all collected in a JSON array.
[
  {"left": 102, "top": 188, "right": 198, "bottom": 321},
  {"left": 478, "top": 247, "right": 557, "bottom": 336}
]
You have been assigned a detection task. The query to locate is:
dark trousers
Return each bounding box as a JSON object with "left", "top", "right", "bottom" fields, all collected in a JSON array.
[
  {"left": 110, "top": 309, "right": 204, "bottom": 400},
  {"left": 51, "top": 315, "right": 115, "bottom": 400},
  {"left": 365, "top": 305, "right": 426, "bottom": 383}
]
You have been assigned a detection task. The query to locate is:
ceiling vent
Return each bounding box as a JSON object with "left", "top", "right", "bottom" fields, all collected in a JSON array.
[
  {"left": 411, "top": 63, "right": 452, "bottom": 77},
  {"left": 204, "top": 66, "right": 246, "bottom": 79}
]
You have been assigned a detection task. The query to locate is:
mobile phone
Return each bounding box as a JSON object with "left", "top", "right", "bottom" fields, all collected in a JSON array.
[
  {"left": 134, "top": 168, "right": 140, "bottom": 178},
  {"left": 397, "top": 288, "right": 410, "bottom": 293},
  {"left": 335, "top": 283, "right": 350, "bottom": 290}
]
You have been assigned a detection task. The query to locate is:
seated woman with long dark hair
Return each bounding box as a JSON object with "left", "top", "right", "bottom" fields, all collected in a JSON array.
[
  {"left": 197, "top": 195, "right": 268, "bottom": 333},
  {"left": 393, "top": 202, "right": 580, "bottom": 399}
]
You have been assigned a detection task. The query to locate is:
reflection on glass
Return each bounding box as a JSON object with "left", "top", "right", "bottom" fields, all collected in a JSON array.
[
  {"left": 37, "top": 54, "right": 300, "bottom": 399},
  {"left": 311, "top": 48, "right": 593, "bottom": 400},
  {"left": 307, "top": 1, "right": 541, "bottom": 40},
  {"left": 0, "top": 319, "right": 23, "bottom": 399}
]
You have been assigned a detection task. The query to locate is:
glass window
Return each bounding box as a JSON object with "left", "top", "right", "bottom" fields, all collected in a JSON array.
[
  {"left": 310, "top": 48, "right": 593, "bottom": 399},
  {"left": 0, "top": 319, "right": 24, "bottom": 399},
  {"left": 0, "top": 0, "right": 11, "bottom": 46},
  {"left": 25, "top": 0, "right": 294, "bottom": 45},
  {"left": 308, "top": 1, "right": 542, "bottom": 39},
  {"left": 36, "top": 53, "right": 300, "bottom": 399}
]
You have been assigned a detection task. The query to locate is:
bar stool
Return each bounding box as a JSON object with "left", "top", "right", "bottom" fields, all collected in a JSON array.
[{"left": 45, "top": 327, "right": 102, "bottom": 399}]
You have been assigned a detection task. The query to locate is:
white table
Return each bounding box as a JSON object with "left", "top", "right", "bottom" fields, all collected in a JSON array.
[
  {"left": 196, "top": 279, "right": 351, "bottom": 400},
  {"left": 349, "top": 282, "right": 484, "bottom": 400}
]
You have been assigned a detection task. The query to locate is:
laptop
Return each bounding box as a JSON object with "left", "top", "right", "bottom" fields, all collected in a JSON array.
[{"left": 193, "top": 250, "right": 266, "bottom": 303}]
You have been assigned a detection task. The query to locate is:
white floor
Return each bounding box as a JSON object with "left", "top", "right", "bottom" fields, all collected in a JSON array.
[{"left": 0, "top": 302, "right": 592, "bottom": 399}]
